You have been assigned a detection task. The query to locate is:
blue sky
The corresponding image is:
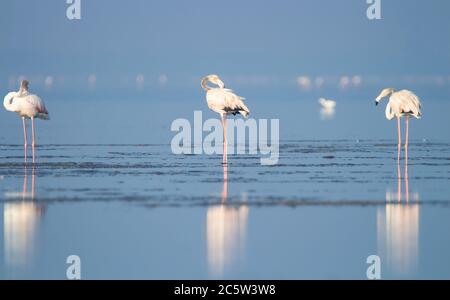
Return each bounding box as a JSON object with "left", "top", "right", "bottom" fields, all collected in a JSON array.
[
  {"left": 1, "top": 1, "right": 450, "bottom": 143},
  {"left": 1, "top": 0, "right": 450, "bottom": 92}
]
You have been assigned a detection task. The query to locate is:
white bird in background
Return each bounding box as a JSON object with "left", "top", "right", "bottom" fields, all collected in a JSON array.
[
  {"left": 3, "top": 80, "right": 50, "bottom": 163},
  {"left": 375, "top": 88, "right": 422, "bottom": 161},
  {"left": 318, "top": 98, "right": 336, "bottom": 120},
  {"left": 201, "top": 75, "right": 250, "bottom": 164},
  {"left": 319, "top": 98, "right": 336, "bottom": 110}
]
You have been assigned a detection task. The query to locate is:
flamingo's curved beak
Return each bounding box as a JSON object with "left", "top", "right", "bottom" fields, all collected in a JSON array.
[{"left": 375, "top": 101, "right": 379, "bottom": 106}]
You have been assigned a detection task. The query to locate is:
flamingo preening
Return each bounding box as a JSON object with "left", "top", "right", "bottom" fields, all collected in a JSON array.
[
  {"left": 3, "top": 80, "right": 50, "bottom": 163},
  {"left": 201, "top": 75, "right": 250, "bottom": 164},
  {"left": 375, "top": 88, "right": 422, "bottom": 161}
]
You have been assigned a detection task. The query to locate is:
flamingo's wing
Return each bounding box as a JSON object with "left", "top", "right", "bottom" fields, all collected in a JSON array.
[
  {"left": 206, "top": 88, "right": 250, "bottom": 117},
  {"left": 24, "top": 94, "right": 48, "bottom": 115},
  {"left": 394, "top": 90, "right": 422, "bottom": 118}
]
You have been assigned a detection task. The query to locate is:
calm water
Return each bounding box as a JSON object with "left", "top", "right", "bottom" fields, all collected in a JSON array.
[{"left": 0, "top": 97, "right": 450, "bottom": 279}]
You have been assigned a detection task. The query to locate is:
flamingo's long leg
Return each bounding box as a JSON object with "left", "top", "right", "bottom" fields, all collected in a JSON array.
[
  {"left": 405, "top": 116, "right": 409, "bottom": 161},
  {"left": 221, "top": 114, "right": 228, "bottom": 165},
  {"left": 224, "top": 117, "right": 228, "bottom": 165},
  {"left": 221, "top": 114, "right": 224, "bottom": 162},
  {"left": 22, "top": 117, "right": 28, "bottom": 162},
  {"left": 404, "top": 116, "right": 410, "bottom": 203},
  {"left": 31, "top": 117, "right": 36, "bottom": 164},
  {"left": 397, "top": 117, "right": 402, "bottom": 161}
]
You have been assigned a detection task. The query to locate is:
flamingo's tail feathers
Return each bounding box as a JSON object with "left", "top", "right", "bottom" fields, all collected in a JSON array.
[
  {"left": 38, "top": 113, "right": 50, "bottom": 120},
  {"left": 238, "top": 103, "right": 250, "bottom": 118},
  {"left": 238, "top": 98, "right": 250, "bottom": 118},
  {"left": 241, "top": 110, "right": 249, "bottom": 118}
]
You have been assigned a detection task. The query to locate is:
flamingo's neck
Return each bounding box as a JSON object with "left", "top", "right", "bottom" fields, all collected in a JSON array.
[
  {"left": 201, "top": 77, "right": 211, "bottom": 91},
  {"left": 17, "top": 89, "right": 31, "bottom": 99},
  {"left": 18, "top": 87, "right": 29, "bottom": 96},
  {"left": 3, "top": 92, "right": 17, "bottom": 112},
  {"left": 19, "top": 81, "right": 29, "bottom": 94}
]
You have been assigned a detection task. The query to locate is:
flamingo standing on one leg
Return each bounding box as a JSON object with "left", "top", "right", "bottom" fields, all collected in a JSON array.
[
  {"left": 3, "top": 80, "right": 50, "bottom": 163},
  {"left": 201, "top": 75, "right": 250, "bottom": 164},
  {"left": 375, "top": 88, "right": 422, "bottom": 161}
]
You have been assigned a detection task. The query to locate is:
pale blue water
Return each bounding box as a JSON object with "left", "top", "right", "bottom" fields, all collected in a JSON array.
[{"left": 0, "top": 97, "right": 450, "bottom": 279}]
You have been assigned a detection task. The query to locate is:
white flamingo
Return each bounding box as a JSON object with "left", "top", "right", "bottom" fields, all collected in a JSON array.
[
  {"left": 201, "top": 75, "right": 250, "bottom": 164},
  {"left": 318, "top": 98, "right": 336, "bottom": 120},
  {"left": 375, "top": 88, "right": 422, "bottom": 160},
  {"left": 319, "top": 98, "right": 336, "bottom": 110},
  {"left": 3, "top": 80, "right": 50, "bottom": 163}
]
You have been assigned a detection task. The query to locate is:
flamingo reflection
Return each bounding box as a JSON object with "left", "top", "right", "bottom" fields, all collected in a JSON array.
[
  {"left": 206, "top": 165, "right": 249, "bottom": 277},
  {"left": 3, "top": 167, "right": 44, "bottom": 270},
  {"left": 377, "top": 156, "right": 420, "bottom": 276}
]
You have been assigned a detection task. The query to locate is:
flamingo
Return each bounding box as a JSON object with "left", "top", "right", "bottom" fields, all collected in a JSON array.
[
  {"left": 319, "top": 98, "right": 336, "bottom": 109},
  {"left": 3, "top": 80, "right": 50, "bottom": 163},
  {"left": 201, "top": 75, "right": 250, "bottom": 164},
  {"left": 375, "top": 88, "right": 422, "bottom": 161},
  {"left": 318, "top": 98, "right": 336, "bottom": 120}
]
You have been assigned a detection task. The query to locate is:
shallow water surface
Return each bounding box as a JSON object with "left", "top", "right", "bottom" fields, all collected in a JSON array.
[{"left": 0, "top": 141, "right": 449, "bottom": 279}]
